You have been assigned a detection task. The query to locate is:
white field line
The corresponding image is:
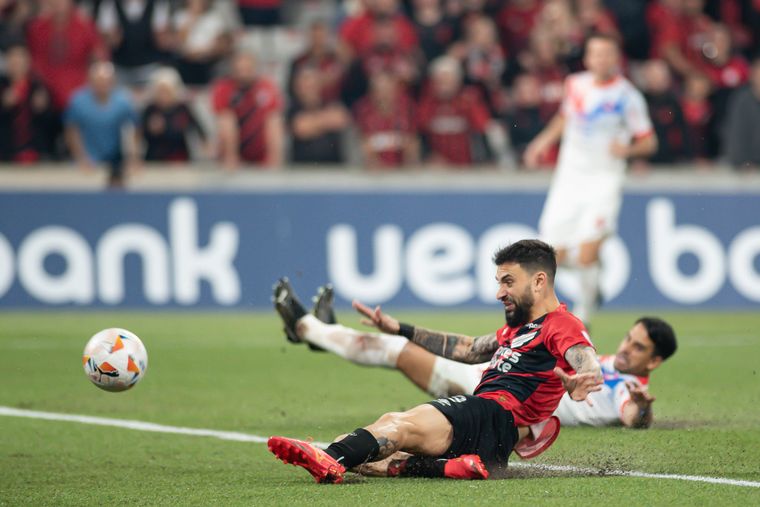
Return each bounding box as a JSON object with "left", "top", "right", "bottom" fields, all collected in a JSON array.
[{"left": 2, "top": 405, "right": 759, "bottom": 489}]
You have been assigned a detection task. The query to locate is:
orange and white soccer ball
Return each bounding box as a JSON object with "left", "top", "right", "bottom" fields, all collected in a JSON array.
[{"left": 82, "top": 328, "right": 148, "bottom": 392}]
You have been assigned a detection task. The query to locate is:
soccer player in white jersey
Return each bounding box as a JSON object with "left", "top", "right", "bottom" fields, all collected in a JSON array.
[
  {"left": 283, "top": 285, "right": 677, "bottom": 429},
  {"left": 524, "top": 34, "right": 658, "bottom": 325}
]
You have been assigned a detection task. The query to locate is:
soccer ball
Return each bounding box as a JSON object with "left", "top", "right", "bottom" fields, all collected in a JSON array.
[{"left": 82, "top": 328, "right": 148, "bottom": 392}]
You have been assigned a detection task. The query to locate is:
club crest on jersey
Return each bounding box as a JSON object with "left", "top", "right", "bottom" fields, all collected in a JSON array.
[{"left": 511, "top": 331, "right": 538, "bottom": 349}]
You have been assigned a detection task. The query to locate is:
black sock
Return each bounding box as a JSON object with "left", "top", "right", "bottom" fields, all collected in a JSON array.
[
  {"left": 324, "top": 428, "right": 380, "bottom": 469},
  {"left": 398, "top": 456, "right": 447, "bottom": 478}
]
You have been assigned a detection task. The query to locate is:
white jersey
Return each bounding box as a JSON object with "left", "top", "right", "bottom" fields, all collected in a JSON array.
[
  {"left": 539, "top": 72, "right": 653, "bottom": 247},
  {"left": 555, "top": 71, "right": 653, "bottom": 190},
  {"left": 554, "top": 355, "right": 649, "bottom": 427}
]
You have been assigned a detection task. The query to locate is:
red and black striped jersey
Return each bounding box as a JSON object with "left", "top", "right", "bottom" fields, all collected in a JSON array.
[{"left": 475, "top": 303, "right": 594, "bottom": 426}]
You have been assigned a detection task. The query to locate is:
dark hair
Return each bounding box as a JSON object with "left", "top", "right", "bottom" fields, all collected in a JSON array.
[
  {"left": 636, "top": 317, "right": 677, "bottom": 360},
  {"left": 492, "top": 239, "right": 557, "bottom": 282},
  {"left": 584, "top": 32, "right": 621, "bottom": 51}
]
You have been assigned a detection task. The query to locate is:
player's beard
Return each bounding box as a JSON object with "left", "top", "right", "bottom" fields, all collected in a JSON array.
[{"left": 504, "top": 287, "right": 534, "bottom": 328}]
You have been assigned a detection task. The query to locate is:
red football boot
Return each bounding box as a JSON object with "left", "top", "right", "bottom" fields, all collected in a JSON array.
[
  {"left": 443, "top": 454, "right": 489, "bottom": 480},
  {"left": 268, "top": 436, "right": 346, "bottom": 484}
]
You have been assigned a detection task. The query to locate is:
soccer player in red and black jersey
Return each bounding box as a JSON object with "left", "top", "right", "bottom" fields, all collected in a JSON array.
[
  {"left": 269, "top": 239, "right": 602, "bottom": 482},
  {"left": 211, "top": 51, "right": 284, "bottom": 169}
]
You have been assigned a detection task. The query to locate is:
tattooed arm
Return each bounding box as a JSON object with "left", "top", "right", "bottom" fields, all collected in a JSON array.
[
  {"left": 408, "top": 328, "right": 499, "bottom": 364},
  {"left": 554, "top": 344, "right": 603, "bottom": 402},
  {"left": 352, "top": 299, "right": 498, "bottom": 364}
]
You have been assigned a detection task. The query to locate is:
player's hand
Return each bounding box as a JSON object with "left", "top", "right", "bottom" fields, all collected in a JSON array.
[
  {"left": 554, "top": 367, "right": 603, "bottom": 405},
  {"left": 352, "top": 300, "right": 400, "bottom": 335},
  {"left": 625, "top": 380, "right": 655, "bottom": 409},
  {"left": 523, "top": 139, "right": 546, "bottom": 168},
  {"left": 609, "top": 140, "right": 630, "bottom": 159}
]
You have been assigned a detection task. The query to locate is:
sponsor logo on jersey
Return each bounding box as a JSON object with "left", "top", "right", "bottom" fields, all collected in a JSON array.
[{"left": 511, "top": 331, "right": 538, "bottom": 349}]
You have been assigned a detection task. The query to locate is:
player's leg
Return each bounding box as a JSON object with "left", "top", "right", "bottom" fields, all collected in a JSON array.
[
  {"left": 269, "top": 402, "right": 455, "bottom": 483},
  {"left": 573, "top": 237, "right": 605, "bottom": 325}
]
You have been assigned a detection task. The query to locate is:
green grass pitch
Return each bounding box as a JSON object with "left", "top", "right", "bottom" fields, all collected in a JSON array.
[{"left": 1, "top": 310, "right": 759, "bottom": 506}]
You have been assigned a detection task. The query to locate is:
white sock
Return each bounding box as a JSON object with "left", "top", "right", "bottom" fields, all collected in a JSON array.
[
  {"left": 298, "top": 315, "right": 408, "bottom": 368},
  {"left": 574, "top": 263, "right": 601, "bottom": 324}
]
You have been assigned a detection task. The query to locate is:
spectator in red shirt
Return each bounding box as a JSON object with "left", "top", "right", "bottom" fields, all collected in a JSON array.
[
  {"left": 353, "top": 70, "right": 418, "bottom": 168},
  {"left": 211, "top": 51, "right": 284, "bottom": 169},
  {"left": 574, "top": 0, "right": 622, "bottom": 43},
  {"left": 699, "top": 24, "right": 749, "bottom": 91},
  {"left": 497, "top": 0, "right": 542, "bottom": 57},
  {"left": 681, "top": 73, "right": 713, "bottom": 162},
  {"left": 654, "top": 0, "right": 715, "bottom": 80},
  {"left": 25, "top": 0, "right": 108, "bottom": 110},
  {"left": 287, "top": 20, "right": 345, "bottom": 104},
  {"left": 0, "top": 44, "right": 57, "bottom": 163},
  {"left": 360, "top": 16, "right": 422, "bottom": 88},
  {"left": 518, "top": 29, "right": 570, "bottom": 120},
  {"left": 339, "top": 0, "right": 418, "bottom": 62},
  {"left": 416, "top": 55, "right": 493, "bottom": 166}
]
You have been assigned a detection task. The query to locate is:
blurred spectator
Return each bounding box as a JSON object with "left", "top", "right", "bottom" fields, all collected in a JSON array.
[
  {"left": 703, "top": 0, "right": 751, "bottom": 54},
  {"left": 64, "top": 61, "right": 140, "bottom": 187},
  {"left": 411, "top": 0, "right": 459, "bottom": 64},
  {"left": 339, "top": 0, "right": 418, "bottom": 62},
  {"left": 140, "top": 67, "right": 206, "bottom": 162},
  {"left": 0, "top": 44, "right": 57, "bottom": 163},
  {"left": 448, "top": 14, "right": 505, "bottom": 112},
  {"left": 653, "top": 0, "right": 715, "bottom": 80},
  {"left": 518, "top": 29, "right": 569, "bottom": 119},
  {"left": 211, "top": 51, "right": 284, "bottom": 169},
  {"left": 603, "top": 0, "right": 649, "bottom": 59},
  {"left": 353, "top": 70, "right": 418, "bottom": 168},
  {"left": 573, "top": 0, "right": 621, "bottom": 43},
  {"left": 26, "top": 0, "right": 108, "bottom": 110},
  {"left": 724, "top": 58, "right": 760, "bottom": 170},
  {"left": 237, "top": 0, "right": 281, "bottom": 27},
  {"left": 700, "top": 24, "right": 749, "bottom": 90},
  {"left": 95, "top": 0, "right": 173, "bottom": 87},
  {"left": 496, "top": 0, "right": 542, "bottom": 57},
  {"left": 535, "top": 0, "right": 584, "bottom": 70},
  {"left": 504, "top": 73, "right": 554, "bottom": 163},
  {"left": 681, "top": 73, "right": 713, "bottom": 162},
  {"left": 416, "top": 55, "right": 493, "bottom": 166},
  {"left": 0, "top": 0, "right": 34, "bottom": 54},
  {"left": 360, "top": 15, "right": 422, "bottom": 87},
  {"left": 288, "top": 67, "right": 350, "bottom": 164},
  {"left": 641, "top": 59, "right": 691, "bottom": 163},
  {"left": 172, "top": 0, "right": 233, "bottom": 86},
  {"left": 288, "top": 20, "right": 344, "bottom": 103}
]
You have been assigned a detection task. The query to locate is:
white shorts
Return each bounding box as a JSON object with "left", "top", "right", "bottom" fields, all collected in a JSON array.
[{"left": 538, "top": 181, "right": 622, "bottom": 249}]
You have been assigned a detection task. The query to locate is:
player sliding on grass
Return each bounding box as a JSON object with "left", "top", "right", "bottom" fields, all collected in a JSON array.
[
  {"left": 268, "top": 240, "right": 603, "bottom": 482},
  {"left": 290, "top": 287, "right": 676, "bottom": 429}
]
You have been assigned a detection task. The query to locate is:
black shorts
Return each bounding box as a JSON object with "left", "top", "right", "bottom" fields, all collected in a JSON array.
[{"left": 428, "top": 394, "right": 518, "bottom": 466}]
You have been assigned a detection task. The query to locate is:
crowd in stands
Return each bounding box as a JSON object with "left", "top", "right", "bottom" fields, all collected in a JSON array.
[{"left": 1, "top": 0, "right": 760, "bottom": 185}]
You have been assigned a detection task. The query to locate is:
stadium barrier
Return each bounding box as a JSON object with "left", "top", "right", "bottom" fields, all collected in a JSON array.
[{"left": 1, "top": 167, "right": 759, "bottom": 309}]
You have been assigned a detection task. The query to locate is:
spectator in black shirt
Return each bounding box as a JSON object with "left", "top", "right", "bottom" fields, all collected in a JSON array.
[
  {"left": 0, "top": 44, "right": 57, "bottom": 163},
  {"left": 641, "top": 59, "right": 691, "bottom": 164},
  {"left": 724, "top": 58, "right": 760, "bottom": 170},
  {"left": 288, "top": 67, "right": 350, "bottom": 165},
  {"left": 140, "top": 67, "right": 206, "bottom": 162}
]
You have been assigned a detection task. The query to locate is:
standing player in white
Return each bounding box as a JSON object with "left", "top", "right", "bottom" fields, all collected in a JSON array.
[{"left": 524, "top": 34, "right": 658, "bottom": 325}]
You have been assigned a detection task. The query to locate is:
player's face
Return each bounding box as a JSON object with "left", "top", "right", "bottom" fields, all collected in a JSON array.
[
  {"left": 583, "top": 38, "right": 620, "bottom": 82},
  {"left": 613, "top": 323, "right": 662, "bottom": 376},
  {"left": 495, "top": 263, "right": 535, "bottom": 328}
]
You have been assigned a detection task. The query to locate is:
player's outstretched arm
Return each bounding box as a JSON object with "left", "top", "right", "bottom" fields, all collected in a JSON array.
[
  {"left": 407, "top": 328, "right": 499, "bottom": 364},
  {"left": 352, "top": 300, "right": 499, "bottom": 364},
  {"left": 621, "top": 381, "right": 656, "bottom": 429},
  {"left": 554, "top": 345, "right": 603, "bottom": 402}
]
